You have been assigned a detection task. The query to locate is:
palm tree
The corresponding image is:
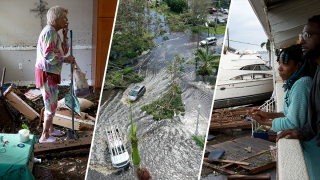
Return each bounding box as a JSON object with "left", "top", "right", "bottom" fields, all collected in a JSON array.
[
  {"left": 261, "top": 39, "right": 271, "bottom": 67},
  {"left": 188, "top": 43, "right": 220, "bottom": 76}
]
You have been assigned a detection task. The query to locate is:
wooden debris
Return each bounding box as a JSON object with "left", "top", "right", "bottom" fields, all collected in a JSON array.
[
  {"left": 34, "top": 136, "right": 92, "bottom": 156},
  {"left": 210, "top": 107, "right": 259, "bottom": 130},
  {"left": 85, "top": 113, "right": 96, "bottom": 121},
  {"left": 4, "top": 84, "right": 41, "bottom": 120},
  {"left": 227, "top": 173, "right": 271, "bottom": 180},
  {"left": 203, "top": 162, "right": 235, "bottom": 175},
  {"left": 205, "top": 137, "right": 276, "bottom": 175},
  {"left": 245, "top": 146, "right": 252, "bottom": 153},
  {"left": 204, "top": 158, "right": 250, "bottom": 166},
  {"left": 39, "top": 108, "right": 95, "bottom": 130}
]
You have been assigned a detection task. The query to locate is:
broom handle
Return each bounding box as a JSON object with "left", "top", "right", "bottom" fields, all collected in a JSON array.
[{"left": 70, "top": 30, "right": 74, "bottom": 131}]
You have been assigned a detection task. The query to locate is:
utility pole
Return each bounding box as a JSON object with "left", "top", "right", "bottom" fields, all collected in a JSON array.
[
  {"left": 214, "top": 0, "right": 220, "bottom": 37},
  {"left": 227, "top": 27, "right": 229, "bottom": 52}
]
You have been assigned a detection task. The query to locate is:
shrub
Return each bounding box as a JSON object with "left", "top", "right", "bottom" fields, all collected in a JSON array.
[
  {"left": 124, "top": 50, "right": 139, "bottom": 58},
  {"left": 165, "top": 0, "right": 187, "bottom": 13},
  {"left": 191, "top": 26, "right": 199, "bottom": 32},
  {"left": 123, "top": 67, "right": 134, "bottom": 75},
  {"left": 208, "top": 21, "right": 216, "bottom": 27},
  {"left": 141, "top": 86, "right": 185, "bottom": 120}
]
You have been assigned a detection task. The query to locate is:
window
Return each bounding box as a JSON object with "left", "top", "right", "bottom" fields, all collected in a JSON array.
[
  {"left": 239, "top": 64, "right": 271, "bottom": 71},
  {"left": 230, "top": 73, "right": 272, "bottom": 80}
]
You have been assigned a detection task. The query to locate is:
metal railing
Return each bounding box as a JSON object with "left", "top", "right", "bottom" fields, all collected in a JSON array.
[{"left": 251, "top": 97, "right": 275, "bottom": 135}]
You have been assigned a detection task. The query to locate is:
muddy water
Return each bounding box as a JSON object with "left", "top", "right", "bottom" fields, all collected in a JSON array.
[{"left": 87, "top": 30, "right": 224, "bottom": 179}]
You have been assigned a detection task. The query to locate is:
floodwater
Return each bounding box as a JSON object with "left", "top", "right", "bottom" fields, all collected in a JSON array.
[{"left": 87, "top": 17, "right": 225, "bottom": 180}]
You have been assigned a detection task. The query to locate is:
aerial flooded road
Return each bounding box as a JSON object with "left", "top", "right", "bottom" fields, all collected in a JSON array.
[{"left": 87, "top": 30, "right": 225, "bottom": 179}]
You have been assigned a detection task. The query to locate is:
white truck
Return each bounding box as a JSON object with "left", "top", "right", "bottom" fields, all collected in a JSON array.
[{"left": 106, "top": 125, "right": 130, "bottom": 168}]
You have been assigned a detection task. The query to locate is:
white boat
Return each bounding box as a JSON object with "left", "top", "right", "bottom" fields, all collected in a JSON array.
[
  {"left": 214, "top": 50, "right": 274, "bottom": 108},
  {"left": 106, "top": 125, "right": 130, "bottom": 168}
]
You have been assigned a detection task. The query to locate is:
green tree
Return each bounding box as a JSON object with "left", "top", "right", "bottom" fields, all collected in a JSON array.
[
  {"left": 164, "top": 54, "right": 185, "bottom": 89},
  {"left": 111, "top": 0, "right": 167, "bottom": 58},
  {"left": 188, "top": 43, "right": 220, "bottom": 76}
]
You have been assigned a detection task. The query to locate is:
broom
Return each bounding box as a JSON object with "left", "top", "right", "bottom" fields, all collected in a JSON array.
[{"left": 65, "top": 30, "right": 80, "bottom": 140}]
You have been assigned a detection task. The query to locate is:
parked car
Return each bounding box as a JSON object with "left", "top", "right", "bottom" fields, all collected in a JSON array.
[
  {"left": 223, "top": 9, "right": 229, "bottom": 14},
  {"left": 106, "top": 125, "right": 130, "bottom": 168},
  {"left": 214, "top": 17, "right": 226, "bottom": 24},
  {"left": 208, "top": 7, "right": 217, "bottom": 14},
  {"left": 200, "top": 37, "right": 217, "bottom": 46},
  {"left": 127, "top": 85, "right": 146, "bottom": 102}
]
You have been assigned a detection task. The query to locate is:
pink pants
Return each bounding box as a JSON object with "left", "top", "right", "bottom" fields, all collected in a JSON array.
[{"left": 39, "top": 75, "right": 58, "bottom": 121}]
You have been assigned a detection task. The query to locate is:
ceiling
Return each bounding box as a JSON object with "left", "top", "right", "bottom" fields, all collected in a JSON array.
[{"left": 248, "top": 0, "right": 320, "bottom": 48}]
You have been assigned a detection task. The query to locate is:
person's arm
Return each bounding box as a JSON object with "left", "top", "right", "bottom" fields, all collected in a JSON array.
[
  {"left": 276, "top": 123, "right": 315, "bottom": 142},
  {"left": 247, "top": 108, "right": 284, "bottom": 126},
  {"left": 293, "top": 123, "right": 316, "bottom": 141},
  {"left": 273, "top": 79, "right": 310, "bottom": 132}
]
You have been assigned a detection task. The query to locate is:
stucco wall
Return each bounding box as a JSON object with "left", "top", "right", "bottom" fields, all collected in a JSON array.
[{"left": 0, "top": 0, "right": 93, "bottom": 86}]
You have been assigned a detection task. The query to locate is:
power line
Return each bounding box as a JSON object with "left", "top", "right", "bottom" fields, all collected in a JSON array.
[{"left": 225, "top": 39, "right": 262, "bottom": 46}]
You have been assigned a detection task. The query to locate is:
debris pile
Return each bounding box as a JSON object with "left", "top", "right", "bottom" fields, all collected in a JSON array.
[
  {"left": 210, "top": 106, "right": 259, "bottom": 130},
  {"left": 203, "top": 137, "right": 276, "bottom": 177}
]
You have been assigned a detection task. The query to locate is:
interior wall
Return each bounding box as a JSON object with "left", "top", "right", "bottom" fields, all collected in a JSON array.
[{"left": 0, "top": 0, "right": 93, "bottom": 86}]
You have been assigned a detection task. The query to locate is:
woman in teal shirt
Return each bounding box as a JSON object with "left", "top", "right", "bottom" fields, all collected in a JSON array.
[{"left": 248, "top": 44, "right": 319, "bottom": 179}]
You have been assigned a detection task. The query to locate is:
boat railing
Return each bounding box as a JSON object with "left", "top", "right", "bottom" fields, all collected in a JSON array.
[{"left": 251, "top": 97, "right": 275, "bottom": 135}]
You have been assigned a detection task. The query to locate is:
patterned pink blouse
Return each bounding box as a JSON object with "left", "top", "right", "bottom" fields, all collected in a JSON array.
[{"left": 35, "top": 25, "right": 69, "bottom": 75}]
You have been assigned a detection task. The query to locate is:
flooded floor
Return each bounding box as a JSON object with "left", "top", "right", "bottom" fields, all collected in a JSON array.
[{"left": 87, "top": 31, "right": 225, "bottom": 179}]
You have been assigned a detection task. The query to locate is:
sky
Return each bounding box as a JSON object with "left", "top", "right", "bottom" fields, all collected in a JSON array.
[{"left": 225, "top": 0, "right": 268, "bottom": 51}]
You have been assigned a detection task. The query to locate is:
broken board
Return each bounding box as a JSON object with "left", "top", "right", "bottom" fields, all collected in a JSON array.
[
  {"left": 4, "top": 84, "right": 40, "bottom": 120},
  {"left": 204, "top": 136, "right": 276, "bottom": 175},
  {"left": 52, "top": 109, "right": 94, "bottom": 131},
  {"left": 33, "top": 136, "right": 92, "bottom": 156},
  {"left": 210, "top": 107, "right": 257, "bottom": 131}
]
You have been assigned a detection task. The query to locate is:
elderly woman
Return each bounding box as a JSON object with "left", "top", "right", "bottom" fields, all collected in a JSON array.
[
  {"left": 35, "top": 6, "right": 75, "bottom": 143},
  {"left": 248, "top": 44, "right": 320, "bottom": 179}
]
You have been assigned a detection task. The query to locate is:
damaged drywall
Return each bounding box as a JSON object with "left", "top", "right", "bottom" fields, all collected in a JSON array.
[{"left": 0, "top": 0, "right": 93, "bottom": 86}]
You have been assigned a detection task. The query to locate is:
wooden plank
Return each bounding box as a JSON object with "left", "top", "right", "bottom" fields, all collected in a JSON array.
[
  {"left": 248, "top": 162, "right": 276, "bottom": 175},
  {"left": 208, "top": 137, "right": 276, "bottom": 171},
  {"left": 33, "top": 137, "right": 92, "bottom": 156},
  {"left": 246, "top": 147, "right": 252, "bottom": 153},
  {"left": 204, "top": 158, "right": 250, "bottom": 166},
  {"left": 210, "top": 122, "right": 252, "bottom": 129},
  {"left": 203, "top": 162, "right": 235, "bottom": 175},
  {"left": 227, "top": 173, "right": 271, "bottom": 180}
]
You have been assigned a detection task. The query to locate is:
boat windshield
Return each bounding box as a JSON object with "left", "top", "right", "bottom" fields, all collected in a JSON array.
[{"left": 129, "top": 90, "right": 139, "bottom": 96}]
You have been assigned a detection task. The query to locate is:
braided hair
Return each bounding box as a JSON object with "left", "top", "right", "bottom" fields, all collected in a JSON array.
[
  {"left": 276, "top": 44, "right": 303, "bottom": 65},
  {"left": 277, "top": 44, "right": 313, "bottom": 91}
]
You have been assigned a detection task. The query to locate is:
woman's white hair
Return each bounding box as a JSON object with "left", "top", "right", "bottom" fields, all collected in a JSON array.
[{"left": 47, "top": 6, "right": 68, "bottom": 26}]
